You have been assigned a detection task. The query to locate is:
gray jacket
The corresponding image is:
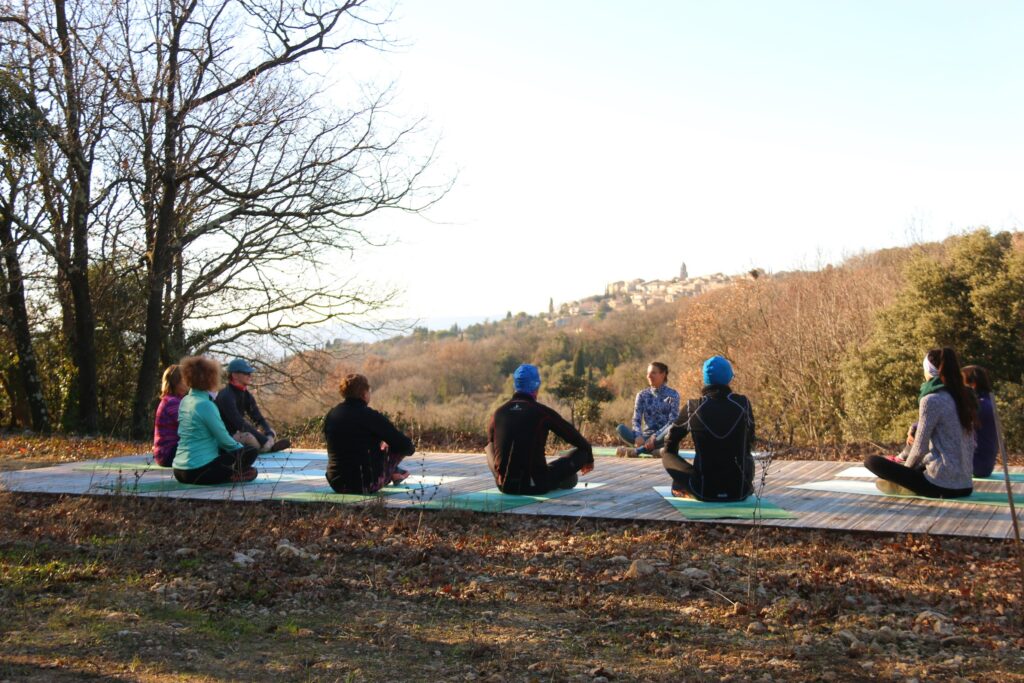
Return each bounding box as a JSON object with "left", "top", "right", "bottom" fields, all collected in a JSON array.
[{"left": 905, "top": 390, "right": 975, "bottom": 490}]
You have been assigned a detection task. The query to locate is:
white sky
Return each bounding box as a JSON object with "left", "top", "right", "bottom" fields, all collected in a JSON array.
[{"left": 331, "top": 0, "right": 1024, "bottom": 324}]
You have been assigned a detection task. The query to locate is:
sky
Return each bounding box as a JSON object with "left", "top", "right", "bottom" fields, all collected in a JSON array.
[{"left": 328, "top": 0, "right": 1024, "bottom": 329}]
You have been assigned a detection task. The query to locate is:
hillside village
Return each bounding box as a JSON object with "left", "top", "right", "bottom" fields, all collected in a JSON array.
[{"left": 547, "top": 262, "right": 751, "bottom": 323}]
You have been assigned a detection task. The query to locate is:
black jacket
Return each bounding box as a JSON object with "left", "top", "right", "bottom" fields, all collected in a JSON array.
[
  {"left": 665, "top": 385, "right": 755, "bottom": 501},
  {"left": 487, "top": 392, "right": 592, "bottom": 492},
  {"left": 215, "top": 383, "right": 272, "bottom": 446},
  {"left": 324, "top": 398, "right": 415, "bottom": 493}
]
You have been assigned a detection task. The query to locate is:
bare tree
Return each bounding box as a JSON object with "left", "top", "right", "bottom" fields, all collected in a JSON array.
[
  {"left": 98, "top": 0, "right": 445, "bottom": 436},
  {"left": 2, "top": 0, "right": 446, "bottom": 435},
  {"left": 1, "top": 0, "right": 122, "bottom": 432}
]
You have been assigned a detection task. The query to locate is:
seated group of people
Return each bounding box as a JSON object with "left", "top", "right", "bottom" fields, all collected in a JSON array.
[
  {"left": 153, "top": 346, "right": 999, "bottom": 503},
  {"left": 615, "top": 348, "right": 999, "bottom": 501},
  {"left": 152, "top": 357, "right": 290, "bottom": 485}
]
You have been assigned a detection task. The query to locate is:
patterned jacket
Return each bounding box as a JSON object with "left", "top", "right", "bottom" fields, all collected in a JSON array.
[{"left": 632, "top": 385, "right": 681, "bottom": 439}]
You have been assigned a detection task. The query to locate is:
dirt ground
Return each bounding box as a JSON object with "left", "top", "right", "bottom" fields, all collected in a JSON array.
[{"left": 1, "top": 434, "right": 1023, "bottom": 682}]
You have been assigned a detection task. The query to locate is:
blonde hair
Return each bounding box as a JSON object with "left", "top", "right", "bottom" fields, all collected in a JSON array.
[
  {"left": 160, "top": 365, "right": 183, "bottom": 397},
  {"left": 338, "top": 373, "right": 370, "bottom": 399},
  {"left": 179, "top": 356, "right": 221, "bottom": 392}
]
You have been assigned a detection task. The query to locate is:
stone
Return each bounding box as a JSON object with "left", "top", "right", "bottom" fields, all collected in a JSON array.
[
  {"left": 680, "top": 567, "right": 710, "bottom": 582},
  {"left": 746, "top": 621, "right": 768, "bottom": 634},
  {"left": 232, "top": 552, "right": 255, "bottom": 567},
  {"left": 275, "top": 539, "right": 319, "bottom": 560},
  {"left": 624, "top": 560, "right": 655, "bottom": 579}
]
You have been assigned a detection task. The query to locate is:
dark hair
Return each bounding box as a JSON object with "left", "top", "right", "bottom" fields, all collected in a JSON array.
[
  {"left": 961, "top": 364, "right": 992, "bottom": 394},
  {"left": 649, "top": 361, "right": 669, "bottom": 376},
  {"left": 339, "top": 373, "right": 370, "bottom": 399},
  {"left": 180, "top": 356, "right": 221, "bottom": 392},
  {"left": 927, "top": 347, "right": 976, "bottom": 431}
]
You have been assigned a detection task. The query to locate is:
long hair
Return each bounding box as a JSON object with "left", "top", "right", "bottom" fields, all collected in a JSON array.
[
  {"left": 961, "top": 364, "right": 992, "bottom": 394},
  {"left": 927, "top": 347, "right": 976, "bottom": 431},
  {"left": 160, "top": 365, "right": 182, "bottom": 397}
]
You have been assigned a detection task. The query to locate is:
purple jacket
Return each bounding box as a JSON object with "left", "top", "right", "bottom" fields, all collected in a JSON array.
[{"left": 152, "top": 395, "right": 182, "bottom": 466}]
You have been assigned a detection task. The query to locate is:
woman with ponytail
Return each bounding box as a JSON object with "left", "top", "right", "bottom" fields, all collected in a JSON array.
[{"left": 864, "top": 347, "right": 977, "bottom": 498}]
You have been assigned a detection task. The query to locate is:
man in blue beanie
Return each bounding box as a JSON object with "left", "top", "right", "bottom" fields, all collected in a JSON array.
[
  {"left": 215, "top": 358, "right": 291, "bottom": 453},
  {"left": 659, "top": 355, "right": 755, "bottom": 501},
  {"left": 486, "top": 364, "right": 595, "bottom": 494}
]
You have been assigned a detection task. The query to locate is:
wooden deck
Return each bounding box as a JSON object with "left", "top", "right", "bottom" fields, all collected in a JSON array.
[{"left": 2, "top": 450, "right": 1022, "bottom": 540}]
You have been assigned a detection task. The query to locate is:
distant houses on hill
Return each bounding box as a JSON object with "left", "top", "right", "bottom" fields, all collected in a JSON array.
[{"left": 547, "top": 269, "right": 750, "bottom": 326}]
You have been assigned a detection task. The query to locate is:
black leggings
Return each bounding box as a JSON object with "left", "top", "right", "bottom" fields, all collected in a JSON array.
[
  {"left": 864, "top": 455, "right": 972, "bottom": 499},
  {"left": 173, "top": 446, "right": 260, "bottom": 485},
  {"left": 487, "top": 446, "right": 591, "bottom": 495}
]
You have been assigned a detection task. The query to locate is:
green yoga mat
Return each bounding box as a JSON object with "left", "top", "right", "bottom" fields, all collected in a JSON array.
[
  {"left": 836, "top": 465, "right": 1024, "bottom": 484},
  {"left": 790, "top": 479, "right": 1013, "bottom": 506},
  {"left": 97, "top": 471, "right": 323, "bottom": 493},
  {"left": 79, "top": 459, "right": 314, "bottom": 473},
  {"left": 278, "top": 474, "right": 463, "bottom": 505},
  {"left": 77, "top": 461, "right": 166, "bottom": 472},
  {"left": 653, "top": 486, "right": 796, "bottom": 519},
  {"left": 416, "top": 482, "right": 606, "bottom": 512}
]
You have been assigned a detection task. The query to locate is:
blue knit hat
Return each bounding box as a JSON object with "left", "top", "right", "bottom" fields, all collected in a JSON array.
[
  {"left": 702, "top": 355, "right": 734, "bottom": 386},
  {"left": 513, "top": 364, "right": 542, "bottom": 394}
]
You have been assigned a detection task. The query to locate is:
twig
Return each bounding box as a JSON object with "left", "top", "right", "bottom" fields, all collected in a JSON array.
[{"left": 991, "top": 398, "right": 1024, "bottom": 626}]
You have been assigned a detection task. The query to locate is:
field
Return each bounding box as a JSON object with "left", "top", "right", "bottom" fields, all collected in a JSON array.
[{"left": 1, "top": 435, "right": 1023, "bottom": 682}]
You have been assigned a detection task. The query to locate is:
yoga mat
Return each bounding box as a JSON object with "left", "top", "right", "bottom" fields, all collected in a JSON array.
[
  {"left": 277, "top": 474, "right": 463, "bottom": 505},
  {"left": 258, "top": 451, "right": 328, "bottom": 461},
  {"left": 77, "top": 461, "right": 166, "bottom": 472},
  {"left": 97, "top": 470, "right": 324, "bottom": 493},
  {"left": 836, "top": 465, "right": 1024, "bottom": 484},
  {"left": 416, "top": 482, "right": 606, "bottom": 512},
  {"left": 567, "top": 447, "right": 696, "bottom": 458},
  {"left": 78, "top": 459, "right": 315, "bottom": 473},
  {"left": 653, "top": 486, "right": 796, "bottom": 519},
  {"left": 790, "top": 479, "right": 1013, "bottom": 506}
]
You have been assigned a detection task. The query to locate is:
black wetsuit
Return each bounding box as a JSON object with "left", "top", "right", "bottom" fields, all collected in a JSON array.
[
  {"left": 662, "top": 384, "right": 755, "bottom": 502},
  {"left": 486, "top": 392, "right": 593, "bottom": 494},
  {"left": 324, "top": 397, "right": 415, "bottom": 493}
]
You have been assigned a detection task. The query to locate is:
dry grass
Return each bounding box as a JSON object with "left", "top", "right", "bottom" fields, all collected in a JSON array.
[{"left": 0, "top": 489, "right": 1023, "bottom": 682}]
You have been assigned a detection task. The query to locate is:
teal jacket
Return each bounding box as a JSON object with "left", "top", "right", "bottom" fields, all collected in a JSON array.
[{"left": 173, "top": 389, "right": 243, "bottom": 470}]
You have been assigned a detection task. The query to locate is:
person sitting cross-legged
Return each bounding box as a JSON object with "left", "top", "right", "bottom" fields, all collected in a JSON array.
[
  {"left": 324, "top": 373, "right": 416, "bottom": 494},
  {"left": 659, "top": 355, "right": 755, "bottom": 502},
  {"left": 172, "top": 356, "right": 261, "bottom": 485},
  {"left": 152, "top": 364, "right": 187, "bottom": 467},
  {"left": 864, "top": 348, "right": 975, "bottom": 499},
  {"left": 215, "top": 358, "right": 291, "bottom": 453},
  {"left": 616, "top": 361, "right": 680, "bottom": 458},
  {"left": 487, "top": 364, "right": 595, "bottom": 494}
]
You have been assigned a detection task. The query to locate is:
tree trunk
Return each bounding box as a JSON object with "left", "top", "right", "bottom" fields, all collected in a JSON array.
[
  {"left": 53, "top": 0, "right": 100, "bottom": 433},
  {"left": 129, "top": 22, "right": 182, "bottom": 438},
  {"left": 0, "top": 210, "right": 51, "bottom": 432}
]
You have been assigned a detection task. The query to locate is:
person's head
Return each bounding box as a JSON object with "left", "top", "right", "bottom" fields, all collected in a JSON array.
[
  {"left": 179, "top": 356, "right": 221, "bottom": 393},
  {"left": 227, "top": 358, "right": 255, "bottom": 387},
  {"left": 961, "top": 364, "right": 992, "bottom": 394},
  {"left": 160, "top": 364, "right": 185, "bottom": 397},
  {"left": 339, "top": 373, "right": 371, "bottom": 402},
  {"left": 925, "top": 347, "right": 976, "bottom": 431},
  {"left": 647, "top": 362, "right": 669, "bottom": 389},
  {"left": 513, "top": 364, "right": 542, "bottom": 396},
  {"left": 702, "top": 355, "right": 734, "bottom": 387}
]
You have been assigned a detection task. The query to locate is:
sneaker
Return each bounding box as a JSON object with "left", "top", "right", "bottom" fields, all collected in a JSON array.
[
  {"left": 616, "top": 446, "right": 639, "bottom": 458},
  {"left": 558, "top": 472, "right": 578, "bottom": 490},
  {"left": 269, "top": 438, "right": 291, "bottom": 452},
  {"left": 875, "top": 479, "right": 914, "bottom": 496},
  {"left": 390, "top": 468, "right": 411, "bottom": 485},
  {"left": 231, "top": 467, "right": 258, "bottom": 483}
]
